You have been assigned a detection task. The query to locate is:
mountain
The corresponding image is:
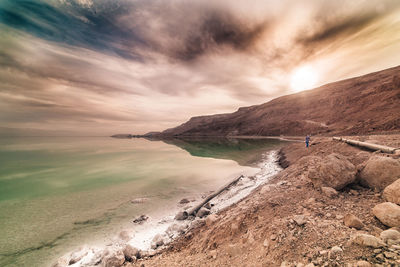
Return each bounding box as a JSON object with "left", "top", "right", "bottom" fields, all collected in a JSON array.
[{"left": 156, "top": 65, "right": 400, "bottom": 137}]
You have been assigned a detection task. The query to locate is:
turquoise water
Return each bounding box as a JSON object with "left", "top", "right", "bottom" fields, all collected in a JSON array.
[{"left": 0, "top": 137, "right": 285, "bottom": 266}]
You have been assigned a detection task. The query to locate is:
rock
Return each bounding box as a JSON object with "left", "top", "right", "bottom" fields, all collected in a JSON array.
[
  {"left": 179, "top": 198, "right": 190, "bottom": 204},
  {"left": 343, "top": 214, "right": 364, "bottom": 229},
  {"left": 130, "top": 198, "right": 148, "bottom": 204},
  {"left": 196, "top": 207, "right": 210, "bottom": 218},
  {"left": 305, "top": 264, "right": 315, "bottom": 267},
  {"left": 139, "top": 250, "right": 156, "bottom": 259},
  {"left": 52, "top": 257, "right": 69, "bottom": 267},
  {"left": 263, "top": 239, "right": 269, "bottom": 248},
  {"left": 300, "top": 153, "right": 356, "bottom": 190},
  {"left": 372, "top": 202, "right": 400, "bottom": 227},
  {"left": 206, "top": 214, "right": 218, "bottom": 226},
  {"left": 359, "top": 156, "right": 400, "bottom": 191},
  {"left": 351, "top": 234, "right": 385, "bottom": 248},
  {"left": 123, "top": 244, "right": 139, "bottom": 261},
  {"left": 293, "top": 215, "right": 307, "bottom": 226},
  {"left": 270, "top": 234, "right": 277, "bottom": 241},
  {"left": 336, "top": 214, "right": 344, "bottom": 220},
  {"left": 209, "top": 250, "right": 217, "bottom": 259},
  {"left": 118, "top": 230, "right": 132, "bottom": 241},
  {"left": 261, "top": 184, "right": 275, "bottom": 194},
  {"left": 166, "top": 223, "right": 186, "bottom": 237},
  {"left": 280, "top": 261, "right": 291, "bottom": 267},
  {"left": 380, "top": 229, "right": 400, "bottom": 244},
  {"left": 329, "top": 246, "right": 343, "bottom": 258},
  {"left": 133, "top": 215, "right": 148, "bottom": 224},
  {"left": 204, "top": 202, "right": 212, "bottom": 210},
  {"left": 151, "top": 234, "right": 165, "bottom": 249},
  {"left": 69, "top": 246, "right": 89, "bottom": 265},
  {"left": 103, "top": 249, "right": 125, "bottom": 267},
  {"left": 383, "top": 251, "right": 396, "bottom": 259},
  {"left": 321, "top": 187, "right": 338, "bottom": 198},
  {"left": 174, "top": 211, "right": 188, "bottom": 221},
  {"left": 383, "top": 179, "right": 400, "bottom": 204},
  {"left": 355, "top": 261, "right": 371, "bottom": 267},
  {"left": 227, "top": 244, "right": 241, "bottom": 257}
]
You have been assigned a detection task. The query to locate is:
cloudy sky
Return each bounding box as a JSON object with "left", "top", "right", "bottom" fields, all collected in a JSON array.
[{"left": 1, "top": 0, "right": 400, "bottom": 135}]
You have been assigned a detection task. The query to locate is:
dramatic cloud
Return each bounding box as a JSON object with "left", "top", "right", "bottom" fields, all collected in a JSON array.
[{"left": 0, "top": 0, "right": 400, "bottom": 135}]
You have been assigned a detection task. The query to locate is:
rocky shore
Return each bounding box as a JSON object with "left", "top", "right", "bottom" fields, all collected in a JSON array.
[{"left": 53, "top": 134, "right": 400, "bottom": 267}]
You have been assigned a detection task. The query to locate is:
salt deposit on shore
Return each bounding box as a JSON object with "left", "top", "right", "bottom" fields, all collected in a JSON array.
[{"left": 53, "top": 150, "right": 282, "bottom": 267}]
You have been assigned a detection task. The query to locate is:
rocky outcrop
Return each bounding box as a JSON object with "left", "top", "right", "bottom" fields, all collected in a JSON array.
[
  {"left": 383, "top": 179, "right": 400, "bottom": 204},
  {"left": 359, "top": 156, "right": 400, "bottom": 191},
  {"left": 372, "top": 202, "right": 400, "bottom": 227},
  {"left": 300, "top": 153, "right": 356, "bottom": 190}
]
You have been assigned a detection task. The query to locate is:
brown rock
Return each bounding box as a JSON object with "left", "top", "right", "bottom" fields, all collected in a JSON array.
[
  {"left": 372, "top": 202, "right": 400, "bottom": 227},
  {"left": 355, "top": 261, "right": 371, "bottom": 267},
  {"left": 321, "top": 187, "right": 339, "bottom": 198},
  {"left": 206, "top": 214, "right": 218, "bottom": 226},
  {"left": 123, "top": 244, "right": 139, "bottom": 261},
  {"left": 179, "top": 198, "right": 190, "bottom": 204},
  {"left": 351, "top": 233, "right": 385, "bottom": 248},
  {"left": 344, "top": 214, "right": 364, "bottom": 229},
  {"left": 380, "top": 229, "right": 400, "bottom": 244},
  {"left": 359, "top": 156, "right": 400, "bottom": 191},
  {"left": 383, "top": 179, "right": 400, "bottom": 204},
  {"left": 196, "top": 207, "right": 210, "bottom": 218},
  {"left": 103, "top": 249, "right": 125, "bottom": 267},
  {"left": 300, "top": 153, "right": 356, "bottom": 190}
]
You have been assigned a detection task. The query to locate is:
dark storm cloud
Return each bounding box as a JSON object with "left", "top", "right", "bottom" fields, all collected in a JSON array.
[
  {"left": 299, "top": 13, "right": 380, "bottom": 45},
  {"left": 175, "top": 11, "right": 267, "bottom": 61}
]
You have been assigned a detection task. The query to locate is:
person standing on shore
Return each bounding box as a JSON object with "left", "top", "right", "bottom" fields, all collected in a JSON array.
[{"left": 305, "top": 135, "right": 311, "bottom": 148}]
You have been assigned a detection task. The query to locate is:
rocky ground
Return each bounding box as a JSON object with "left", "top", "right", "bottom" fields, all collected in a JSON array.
[
  {"left": 128, "top": 135, "right": 400, "bottom": 267},
  {"left": 54, "top": 134, "right": 400, "bottom": 267}
]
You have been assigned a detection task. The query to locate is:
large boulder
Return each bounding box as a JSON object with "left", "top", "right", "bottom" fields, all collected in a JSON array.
[
  {"left": 359, "top": 156, "right": 400, "bottom": 191},
  {"left": 383, "top": 179, "right": 400, "bottom": 204},
  {"left": 300, "top": 153, "right": 356, "bottom": 190},
  {"left": 372, "top": 202, "right": 400, "bottom": 227}
]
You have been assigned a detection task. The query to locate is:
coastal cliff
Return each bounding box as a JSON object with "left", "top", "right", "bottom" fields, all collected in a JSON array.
[{"left": 154, "top": 66, "right": 400, "bottom": 138}]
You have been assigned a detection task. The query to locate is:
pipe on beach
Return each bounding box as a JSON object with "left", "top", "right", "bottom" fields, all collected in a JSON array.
[{"left": 333, "top": 137, "right": 400, "bottom": 154}]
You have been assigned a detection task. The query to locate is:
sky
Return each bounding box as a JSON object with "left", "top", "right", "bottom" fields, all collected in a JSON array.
[{"left": 1, "top": 0, "right": 400, "bottom": 136}]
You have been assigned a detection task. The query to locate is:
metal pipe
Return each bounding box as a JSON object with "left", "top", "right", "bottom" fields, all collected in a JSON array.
[{"left": 333, "top": 137, "right": 399, "bottom": 154}]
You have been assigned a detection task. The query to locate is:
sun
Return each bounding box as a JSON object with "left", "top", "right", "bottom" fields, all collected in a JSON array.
[{"left": 290, "top": 65, "right": 319, "bottom": 92}]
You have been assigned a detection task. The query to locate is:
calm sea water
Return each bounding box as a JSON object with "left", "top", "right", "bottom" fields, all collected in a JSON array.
[{"left": 0, "top": 137, "right": 285, "bottom": 267}]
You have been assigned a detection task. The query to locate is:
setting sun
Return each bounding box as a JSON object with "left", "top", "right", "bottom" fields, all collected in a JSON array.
[{"left": 290, "top": 65, "right": 319, "bottom": 92}]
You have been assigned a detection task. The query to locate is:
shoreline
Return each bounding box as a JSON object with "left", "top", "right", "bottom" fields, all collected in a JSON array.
[
  {"left": 139, "top": 134, "right": 400, "bottom": 266},
  {"left": 52, "top": 149, "right": 284, "bottom": 267}
]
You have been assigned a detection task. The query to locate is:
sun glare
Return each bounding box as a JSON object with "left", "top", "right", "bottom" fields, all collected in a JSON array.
[{"left": 290, "top": 65, "right": 319, "bottom": 92}]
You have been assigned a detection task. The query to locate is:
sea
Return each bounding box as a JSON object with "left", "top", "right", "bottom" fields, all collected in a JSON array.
[{"left": 0, "top": 137, "right": 287, "bottom": 266}]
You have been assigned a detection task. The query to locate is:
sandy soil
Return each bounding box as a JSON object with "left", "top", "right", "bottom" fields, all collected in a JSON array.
[{"left": 132, "top": 135, "right": 400, "bottom": 267}]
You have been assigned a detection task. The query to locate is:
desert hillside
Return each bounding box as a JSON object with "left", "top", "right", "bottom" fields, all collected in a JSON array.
[{"left": 157, "top": 66, "right": 400, "bottom": 137}]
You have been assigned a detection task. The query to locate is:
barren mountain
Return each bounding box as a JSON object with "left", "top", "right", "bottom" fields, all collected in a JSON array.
[{"left": 157, "top": 66, "right": 400, "bottom": 137}]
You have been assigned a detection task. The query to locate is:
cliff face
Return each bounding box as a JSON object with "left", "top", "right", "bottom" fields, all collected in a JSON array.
[{"left": 158, "top": 65, "right": 400, "bottom": 137}]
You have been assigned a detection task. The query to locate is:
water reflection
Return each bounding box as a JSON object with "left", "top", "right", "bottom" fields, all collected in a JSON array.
[{"left": 162, "top": 138, "right": 286, "bottom": 166}]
